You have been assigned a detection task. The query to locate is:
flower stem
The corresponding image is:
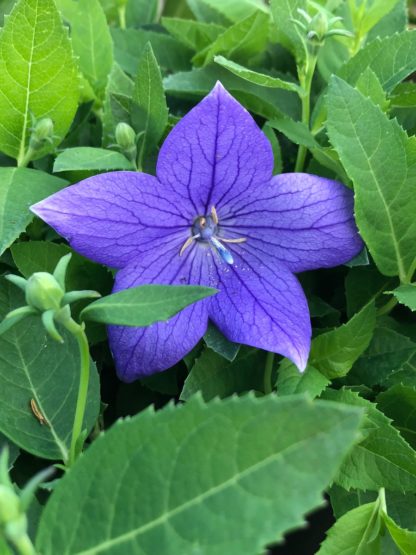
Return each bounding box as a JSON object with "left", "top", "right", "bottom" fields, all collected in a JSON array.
[
  {"left": 17, "top": 146, "right": 35, "bottom": 168},
  {"left": 294, "top": 54, "right": 318, "bottom": 173},
  {"left": 377, "top": 296, "right": 398, "bottom": 317},
  {"left": 263, "top": 352, "right": 275, "bottom": 395},
  {"left": 10, "top": 534, "right": 37, "bottom": 555},
  {"left": 118, "top": 4, "right": 126, "bottom": 29},
  {"left": 63, "top": 319, "right": 90, "bottom": 467}
]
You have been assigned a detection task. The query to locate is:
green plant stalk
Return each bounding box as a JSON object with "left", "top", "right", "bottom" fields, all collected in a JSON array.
[
  {"left": 118, "top": 4, "right": 126, "bottom": 29},
  {"left": 9, "top": 533, "right": 37, "bottom": 555},
  {"left": 295, "top": 54, "right": 318, "bottom": 173},
  {"left": 63, "top": 319, "right": 90, "bottom": 467},
  {"left": 17, "top": 146, "right": 36, "bottom": 168},
  {"left": 263, "top": 352, "right": 275, "bottom": 394}
]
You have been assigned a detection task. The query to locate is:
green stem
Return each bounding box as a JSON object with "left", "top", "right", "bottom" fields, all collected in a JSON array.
[
  {"left": 17, "top": 146, "right": 35, "bottom": 168},
  {"left": 294, "top": 55, "right": 317, "bottom": 173},
  {"left": 118, "top": 5, "right": 126, "bottom": 29},
  {"left": 10, "top": 534, "right": 37, "bottom": 555},
  {"left": 263, "top": 352, "right": 275, "bottom": 395},
  {"left": 377, "top": 296, "right": 398, "bottom": 317},
  {"left": 63, "top": 319, "right": 90, "bottom": 467}
]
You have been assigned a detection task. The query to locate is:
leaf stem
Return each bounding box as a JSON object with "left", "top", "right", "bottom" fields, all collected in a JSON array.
[
  {"left": 10, "top": 534, "right": 37, "bottom": 555},
  {"left": 63, "top": 318, "right": 90, "bottom": 467},
  {"left": 17, "top": 146, "right": 35, "bottom": 168},
  {"left": 295, "top": 54, "right": 317, "bottom": 173},
  {"left": 263, "top": 352, "right": 275, "bottom": 394},
  {"left": 377, "top": 296, "right": 398, "bottom": 317},
  {"left": 118, "top": 5, "right": 126, "bottom": 29}
]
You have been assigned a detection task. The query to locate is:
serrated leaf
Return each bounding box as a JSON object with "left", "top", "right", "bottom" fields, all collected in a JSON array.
[
  {"left": 268, "top": 116, "right": 318, "bottom": 148},
  {"left": 322, "top": 388, "right": 416, "bottom": 493},
  {"left": 390, "top": 83, "right": 416, "bottom": 108},
  {"left": 180, "top": 347, "right": 265, "bottom": 401},
  {"left": 0, "top": 0, "right": 79, "bottom": 162},
  {"left": 338, "top": 31, "right": 416, "bottom": 93},
  {"left": 214, "top": 56, "right": 302, "bottom": 93},
  {"left": 277, "top": 361, "right": 329, "bottom": 399},
  {"left": 356, "top": 67, "right": 389, "bottom": 111},
  {"left": 35, "top": 394, "right": 363, "bottom": 554},
  {"left": 195, "top": 0, "right": 268, "bottom": 22},
  {"left": 327, "top": 77, "right": 416, "bottom": 280},
  {"left": 317, "top": 502, "right": 381, "bottom": 555},
  {"left": 63, "top": 0, "right": 113, "bottom": 98},
  {"left": 309, "top": 303, "right": 376, "bottom": 379},
  {"left": 133, "top": 43, "right": 168, "bottom": 168},
  {"left": 270, "top": 0, "right": 306, "bottom": 61},
  {"left": 203, "top": 323, "right": 240, "bottom": 362},
  {"left": 193, "top": 11, "right": 269, "bottom": 67},
  {"left": 390, "top": 284, "right": 416, "bottom": 311},
  {"left": 80, "top": 285, "right": 216, "bottom": 326},
  {"left": 0, "top": 168, "right": 66, "bottom": 256},
  {"left": 0, "top": 280, "right": 100, "bottom": 461},
  {"left": 53, "top": 147, "right": 134, "bottom": 172},
  {"left": 377, "top": 385, "right": 416, "bottom": 449},
  {"left": 383, "top": 513, "right": 416, "bottom": 555},
  {"left": 162, "top": 17, "right": 225, "bottom": 51}
]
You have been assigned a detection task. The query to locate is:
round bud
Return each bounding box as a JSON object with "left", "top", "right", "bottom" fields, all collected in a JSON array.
[
  {"left": 310, "top": 11, "right": 328, "bottom": 41},
  {"left": 25, "top": 273, "right": 64, "bottom": 312},
  {"left": 115, "top": 122, "right": 136, "bottom": 150},
  {"left": 29, "top": 118, "right": 54, "bottom": 150}
]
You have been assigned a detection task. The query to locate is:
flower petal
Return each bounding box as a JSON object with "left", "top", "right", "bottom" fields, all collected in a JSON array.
[
  {"left": 157, "top": 82, "right": 274, "bottom": 216},
  {"left": 108, "top": 244, "right": 217, "bottom": 381},
  {"left": 219, "top": 173, "right": 363, "bottom": 273},
  {"left": 208, "top": 249, "right": 311, "bottom": 370},
  {"left": 31, "top": 172, "right": 190, "bottom": 269}
]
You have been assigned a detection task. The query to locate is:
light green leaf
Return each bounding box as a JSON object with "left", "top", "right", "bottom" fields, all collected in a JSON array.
[
  {"left": 317, "top": 502, "right": 381, "bottom": 555},
  {"left": 193, "top": 11, "right": 270, "bottom": 67},
  {"left": 377, "top": 385, "right": 416, "bottom": 449},
  {"left": 383, "top": 513, "right": 416, "bottom": 555},
  {"left": 390, "top": 83, "right": 416, "bottom": 108},
  {"left": 390, "top": 284, "right": 416, "bottom": 311},
  {"left": 309, "top": 302, "right": 376, "bottom": 379},
  {"left": 268, "top": 116, "right": 318, "bottom": 148},
  {"left": 355, "top": 67, "right": 389, "bottom": 111},
  {"left": 338, "top": 31, "right": 416, "bottom": 93},
  {"left": 270, "top": 0, "right": 306, "bottom": 61},
  {"left": 203, "top": 323, "right": 240, "bottom": 362},
  {"left": 194, "top": 0, "right": 268, "bottom": 23},
  {"left": 133, "top": 43, "right": 168, "bottom": 165},
  {"left": 81, "top": 285, "right": 217, "bottom": 326},
  {"left": 53, "top": 147, "right": 134, "bottom": 172},
  {"left": 36, "top": 394, "right": 363, "bottom": 554},
  {"left": 277, "top": 361, "right": 329, "bottom": 399},
  {"left": 327, "top": 77, "right": 416, "bottom": 280},
  {"left": 0, "top": 168, "right": 66, "bottom": 256},
  {"left": 358, "top": 0, "right": 402, "bottom": 35},
  {"left": 0, "top": 280, "right": 100, "bottom": 461},
  {"left": 214, "top": 56, "right": 302, "bottom": 93},
  {"left": 62, "top": 0, "right": 113, "bottom": 98},
  {"left": 322, "top": 388, "right": 416, "bottom": 493},
  {"left": 186, "top": 0, "right": 230, "bottom": 25},
  {"left": 180, "top": 347, "right": 265, "bottom": 401},
  {"left": 0, "top": 0, "right": 79, "bottom": 162},
  {"left": 162, "top": 17, "right": 225, "bottom": 51}
]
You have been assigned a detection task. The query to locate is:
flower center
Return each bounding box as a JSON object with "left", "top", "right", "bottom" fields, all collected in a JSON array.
[{"left": 192, "top": 215, "right": 218, "bottom": 241}]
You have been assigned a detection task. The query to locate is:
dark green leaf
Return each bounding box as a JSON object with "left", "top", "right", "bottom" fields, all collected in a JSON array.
[
  {"left": 377, "top": 385, "right": 416, "bottom": 448},
  {"left": 36, "top": 394, "right": 363, "bottom": 554},
  {"left": 203, "top": 323, "right": 240, "bottom": 362},
  {"left": 53, "top": 147, "right": 134, "bottom": 172}
]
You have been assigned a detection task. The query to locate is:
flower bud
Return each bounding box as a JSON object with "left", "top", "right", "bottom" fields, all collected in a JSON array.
[
  {"left": 308, "top": 11, "right": 328, "bottom": 43},
  {"left": 115, "top": 122, "right": 136, "bottom": 150},
  {"left": 29, "top": 117, "right": 55, "bottom": 150},
  {"left": 25, "top": 272, "right": 64, "bottom": 312}
]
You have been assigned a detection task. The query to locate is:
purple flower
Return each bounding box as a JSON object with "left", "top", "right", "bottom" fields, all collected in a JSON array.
[{"left": 31, "top": 83, "right": 362, "bottom": 382}]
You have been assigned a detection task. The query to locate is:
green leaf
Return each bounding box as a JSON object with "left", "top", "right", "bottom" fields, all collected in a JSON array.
[
  {"left": 0, "top": 168, "right": 66, "bottom": 256},
  {"left": 268, "top": 116, "right": 319, "bottom": 148},
  {"left": 390, "top": 83, "right": 416, "bottom": 109},
  {"left": 80, "top": 285, "right": 217, "bottom": 326},
  {"left": 309, "top": 302, "right": 376, "bottom": 379},
  {"left": 316, "top": 502, "right": 381, "bottom": 555},
  {"left": 133, "top": 43, "right": 168, "bottom": 165},
  {"left": 63, "top": 0, "right": 113, "bottom": 99},
  {"left": 126, "top": 0, "right": 158, "bottom": 26},
  {"left": 270, "top": 0, "right": 306, "bottom": 62},
  {"left": 194, "top": 0, "right": 268, "bottom": 23},
  {"left": 203, "top": 323, "right": 240, "bottom": 362},
  {"left": 390, "top": 284, "right": 416, "bottom": 311},
  {"left": 214, "top": 56, "right": 302, "bottom": 93},
  {"left": 0, "top": 279, "right": 100, "bottom": 461},
  {"left": 322, "top": 388, "right": 416, "bottom": 493},
  {"left": 383, "top": 513, "right": 416, "bottom": 555},
  {"left": 53, "top": 147, "right": 134, "bottom": 172},
  {"left": 377, "top": 385, "right": 416, "bottom": 449},
  {"left": 186, "top": 0, "right": 230, "bottom": 25},
  {"left": 35, "top": 394, "right": 363, "bottom": 554},
  {"left": 355, "top": 67, "right": 389, "bottom": 111},
  {"left": 276, "top": 361, "right": 329, "bottom": 399},
  {"left": 0, "top": 0, "right": 79, "bottom": 162},
  {"left": 162, "top": 17, "right": 225, "bottom": 51},
  {"left": 192, "top": 11, "right": 270, "bottom": 67},
  {"left": 345, "top": 266, "right": 396, "bottom": 317},
  {"left": 327, "top": 77, "right": 416, "bottom": 280},
  {"left": 262, "top": 123, "right": 283, "bottom": 175},
  {"left": 111, "top": 28, "right": 192, "bottom": 76},
  {"left": 348, "top": 325, "right": 416, "bottom": 388},
  {"left": 338, "top": 31, "right": 416, "bottom": 93},
  {"left": 102, "top": 63, "right": 134, "bottom": 146},
  {"left": 180, "top": 347, "right": 265, "bottom": 401},
  {"left": 358, "top": 0, "right": 403, "bottom": 35}
]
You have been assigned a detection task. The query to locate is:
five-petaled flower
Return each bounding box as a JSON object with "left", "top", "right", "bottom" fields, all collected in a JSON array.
[{"left": 31, "top": 82, "right": 363, "bottom": 382}]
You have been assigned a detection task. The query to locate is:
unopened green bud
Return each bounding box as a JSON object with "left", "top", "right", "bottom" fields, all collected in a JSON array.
[
  {"left": 308, "top": 11, "right": 328, "bottom": 42},
  {"left": 29, "top": 117, "right": 55, "bottom": 150},
  {"left": 25, "top": 273, "right": 64, "bottom": 312},
  {"left": 0, "top": 484, "right": 20, "bottom": 523},
  {"left": 115, "top": 122, "right": 136, "bottom": 150}
]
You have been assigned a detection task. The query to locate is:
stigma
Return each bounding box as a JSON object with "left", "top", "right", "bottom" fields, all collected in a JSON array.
[{"left": 179, "top": 206, "right": 246, "bottom": 265}]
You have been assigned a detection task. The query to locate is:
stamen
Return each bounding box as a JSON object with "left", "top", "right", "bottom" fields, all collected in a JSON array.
[
  {"left": 221, "top": 237, "right": 247, "bottom": 244},
  {"left": 211, "top": 206, "right": 219, "bottom": 225},
  {"left": 210, "top": 237, "right": 234, "bottom": 265},
  {"left": 179, "top": 234, "right": 200, "bottom": 256}
]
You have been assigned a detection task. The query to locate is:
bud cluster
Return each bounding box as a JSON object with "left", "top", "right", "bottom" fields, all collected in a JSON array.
[{"left": 292, "top": 5, "right": 353, "bottom": 47}]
